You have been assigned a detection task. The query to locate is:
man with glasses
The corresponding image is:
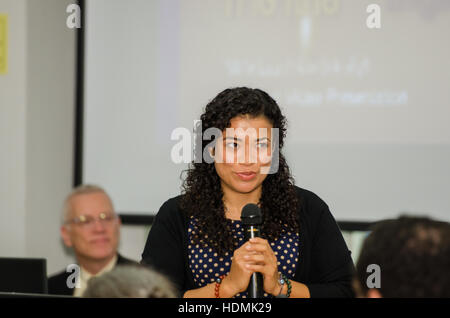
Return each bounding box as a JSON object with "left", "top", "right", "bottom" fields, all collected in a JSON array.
[{"left": 48, "top": 184, "right": 138, "bottom": 296}]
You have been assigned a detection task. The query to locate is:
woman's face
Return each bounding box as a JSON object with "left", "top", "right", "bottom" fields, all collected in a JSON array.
[{"left": 213, "top": 115, "right": 274, "bottom": 195}]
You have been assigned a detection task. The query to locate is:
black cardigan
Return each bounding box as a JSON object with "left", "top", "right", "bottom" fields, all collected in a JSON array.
[{"left": 141, "top": 186, "right": 355, "bottom": 297}]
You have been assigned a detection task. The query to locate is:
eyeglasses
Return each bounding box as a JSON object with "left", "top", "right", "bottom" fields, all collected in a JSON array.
[{"left": 65, "top": 212, "right": 117, "bottom": 229}]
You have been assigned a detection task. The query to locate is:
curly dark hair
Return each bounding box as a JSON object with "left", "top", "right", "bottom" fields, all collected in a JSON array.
[
  {"left": 180, "top": 87, "right": 300, "bottom": 256},
  {"left": 356, "top": 216, "right": 450, "bottom": 297}
]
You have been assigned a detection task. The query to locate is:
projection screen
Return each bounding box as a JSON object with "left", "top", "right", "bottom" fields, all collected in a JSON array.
[{"left": 82, "top": 0, "right": 450, "bottom": 222}]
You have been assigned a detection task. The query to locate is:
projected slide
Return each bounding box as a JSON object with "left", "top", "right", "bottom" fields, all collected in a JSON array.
[{"left": 83, "top": 0, "right": 450, "bottom": 221}]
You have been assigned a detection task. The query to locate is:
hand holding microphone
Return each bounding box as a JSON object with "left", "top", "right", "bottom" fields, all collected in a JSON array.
[
  {"left": 242, "top": 237, "right": 281, "bottom": 297},
  {"left": 224, "top": 204, "right": 280, "bottom": 298}
]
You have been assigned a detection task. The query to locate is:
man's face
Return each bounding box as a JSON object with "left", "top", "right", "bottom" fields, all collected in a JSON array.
[{"left": 61, "top": 192, "right": 121, "bottom": 262}]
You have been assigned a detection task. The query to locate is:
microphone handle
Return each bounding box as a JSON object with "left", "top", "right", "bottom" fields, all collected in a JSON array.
[
  {"left": 247, "top": 225, "right": 264, "bottom": 298},
  {"left": 248, "top": 272, "right": 264, "bottom": 298}
]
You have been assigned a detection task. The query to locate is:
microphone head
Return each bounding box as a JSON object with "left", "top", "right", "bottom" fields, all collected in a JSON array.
[{"left": 241, "top": 203, "right": 262, "bottom": 225}]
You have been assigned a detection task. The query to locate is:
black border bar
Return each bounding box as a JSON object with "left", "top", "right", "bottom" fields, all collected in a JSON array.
[{"left": 74, "top": 0, "right": 85, "bottom": 187}]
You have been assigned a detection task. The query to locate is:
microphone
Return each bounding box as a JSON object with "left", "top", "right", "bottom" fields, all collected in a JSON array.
[{"left": 241, "top": 203, "right": 264, "bottom": 298}]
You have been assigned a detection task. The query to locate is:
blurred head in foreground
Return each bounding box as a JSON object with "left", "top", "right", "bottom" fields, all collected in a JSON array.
[
  {"left": 82, "top": 265, "right": 177, "bottom": 298},
  {"left": 354, "top": 215, "right": 450, "bottom": 297}
]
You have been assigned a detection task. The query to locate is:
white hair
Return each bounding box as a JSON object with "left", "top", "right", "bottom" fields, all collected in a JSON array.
[
  {"left": 82, "top": 265, "right": 178, "bottom": 298},
  {"left": 62, "top": 184, "right": 114, "bottom": 225}
]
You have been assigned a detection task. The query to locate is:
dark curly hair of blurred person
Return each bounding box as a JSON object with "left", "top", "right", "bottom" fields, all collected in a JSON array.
[
  {"left": 180, "top": 87, "right": 300, "bottom": 256},
  {"left": 355, "top": 216, "right": 450, "bottom": 297}
]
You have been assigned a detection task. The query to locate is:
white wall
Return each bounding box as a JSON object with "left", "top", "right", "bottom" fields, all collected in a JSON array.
[
  {"left": 0, "top": 0, "right": 27, "bottom": 258},
  {"left": 0, "top": 0, "right": 148, "bottom": 275},
  {"left": 118, "top": 225, "right": 150, "bottom": 263},
  {"left": 0, "top": 0, "right": 76, "bottom": 275}
]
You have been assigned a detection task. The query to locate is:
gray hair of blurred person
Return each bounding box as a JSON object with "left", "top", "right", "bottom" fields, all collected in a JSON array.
[
  {"left": 82, "top": 265, "right": 178, "bottom": 298},
  {"left": 62, "top": 184, "right": 115, "bottom": 225}
]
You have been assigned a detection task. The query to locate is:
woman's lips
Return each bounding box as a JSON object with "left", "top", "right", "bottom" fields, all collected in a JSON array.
[{"left": 235, "top": 171, "right": 257, "bottom": 181}]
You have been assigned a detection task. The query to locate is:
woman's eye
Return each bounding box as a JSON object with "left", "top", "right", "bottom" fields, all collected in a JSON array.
[
  {"left": 226, "top": 142, "right": 239, "bottom": 149},
  {"left": 257, "top": 143, "right": 269, "bottom": 149}
]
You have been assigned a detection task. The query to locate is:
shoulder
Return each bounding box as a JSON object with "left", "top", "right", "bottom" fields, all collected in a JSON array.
[
  {"left": 117, "top": 254, "right": 139, "bottom": 266},
  {"left": 158, "top": 195, "right": 183, "bottom": 212},
  {"left": 150, "top": 195, "right": 189, "bottom": 235},
  {"left": 292, "top": 185, "right": 335, "bottom": 232},
  {"left": 154, "top": 195, "right": 186, "bottom": 222},
  {"left": 293, "top": 185, "right": 330, "bottom": 213}
]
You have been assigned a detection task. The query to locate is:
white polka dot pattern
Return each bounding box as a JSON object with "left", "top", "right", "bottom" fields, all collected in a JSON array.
[{"left": 188, "top": 217, "right": 299, "bottom": 298}]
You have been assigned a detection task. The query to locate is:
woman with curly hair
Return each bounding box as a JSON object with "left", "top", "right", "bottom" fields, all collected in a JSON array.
[{"left": 141, "top": 87, "right": 354, "bottom": 298}]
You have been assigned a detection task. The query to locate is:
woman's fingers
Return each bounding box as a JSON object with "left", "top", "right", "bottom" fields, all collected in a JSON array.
[
  {"left": 245, "top": 244, "right": 268, "bottom": 254},
  {"left": 249, "top": 237, "right": 268, "bottom": 245},
  {"left": 244, "top": 264, "right": 268, "bottom": 275},
  {"left": 238, "top": 238, "right": 280, "bottom": 296},
  {"left": 246, "top": 239, "right": 276, "bottom": 261},
  {"left": 243, "top": 253, "right": 266, "bottom": 264},
  {"left": 247, "top": 238, "right": 272, "bottom": 251},
  {"left": 237, "top": 238, "right": 278, "bottom": 269}
]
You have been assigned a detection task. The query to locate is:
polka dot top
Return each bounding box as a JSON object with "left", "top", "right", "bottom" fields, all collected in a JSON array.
[{"left": 187, "top": 217, "right": 300, "bottom": 298}]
